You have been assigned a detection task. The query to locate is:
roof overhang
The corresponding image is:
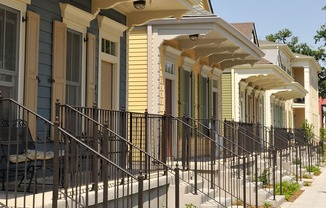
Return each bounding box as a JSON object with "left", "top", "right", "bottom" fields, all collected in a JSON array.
[
  {"left": 162, "top": 17, "right": 264, "bottom": 70},
  {"left": 91, "top": 0, "right": 198, "bottom": 29},
  {"left": 235, "top": 64, "right": 294, "bottom": 90},
  {"left": 270, "top": 82, "right": 307, "bottom": 100}
]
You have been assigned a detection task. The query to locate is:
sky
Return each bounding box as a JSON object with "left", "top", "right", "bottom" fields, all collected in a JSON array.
[{"left": 211, "top": 0, "right": 326, "bottom": 49}]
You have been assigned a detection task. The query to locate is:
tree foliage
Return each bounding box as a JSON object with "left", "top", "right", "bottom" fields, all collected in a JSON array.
[{"left": 266, "top": 25, "right": 326, "bottom": 97}]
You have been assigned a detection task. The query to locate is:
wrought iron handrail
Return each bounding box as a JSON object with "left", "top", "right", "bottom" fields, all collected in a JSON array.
[{"left": 0, "top": 97, "right": 143, "bottom": 208}]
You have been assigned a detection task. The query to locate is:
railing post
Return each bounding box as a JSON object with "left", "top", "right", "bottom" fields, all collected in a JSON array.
[
  {"left": 102, "top": 122, "right": 109, "bottom": 207},
  {"left": 52, "top": 100, "right": 60, "bottom": 208},
  {"left": 194, "top": 125, "right": 198, "bottom": 195},
  {"left": 242, "top": 155, "right": 246, "bottom": 207},
  {"left": 0, "top": 91, "right": 2, "bottom": 123},
  {"left": 182, "top": 115, "right": 186, "bottom": 170},
  {"left": 129, "top": 113, "right": 133, "bottom": 170},
  {"left": 223, "top": 119, "right": 227, "bottom": 162},
  {"left": 144, "top": 109, "right": 148, "bottom": 177},
  {"left": 295, "top": 144, "right": 298, "bottom": 183},
  {"left": 280, "top": 149, "right": 283, "bottom": 195},
  {"left": 186, "top": 116, "right": 190, "bottom": 170},
  {"left": 162, "top": 113, "right": 167, "bottom": 165},
  {"left": 272, "top": 148, "right": 277, "bottom": 200},
  {"left": 138, "top": 172, "right": 144, "bottom": 208},
  {"left": 121, "top": 106, "right": 127, "bottom": 172},
  {"left": 92, "top": 104, "right": 99, "bottom": 205},
  {"left": 175, "top": 164, "right": 180, "bottom": 208},
  {"left": 308, "top": 142, "right": 311, "bottom": 175},
  {"left": 299, "top": 144, "right": 302, "bottom": 180},
  {"left": 210, "top": 117, "right": 215, "bottom": 189},
  {"left": 254, "top": 153, "right": 258, "bottom": 207}
]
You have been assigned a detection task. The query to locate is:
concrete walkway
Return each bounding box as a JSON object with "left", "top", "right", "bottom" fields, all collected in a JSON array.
[{"left": 280, "top": 167, "right": 326, "bottom": 208}]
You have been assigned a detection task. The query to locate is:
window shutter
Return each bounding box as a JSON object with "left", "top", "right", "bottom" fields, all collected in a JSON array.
[
  {"left": 51, "top": 21, "right": 67, "bottom": 122},
  {"left": 24, "top": 11, "right": 40, "bottom": 140},
  {"left": 179, "top": 68, "right": 185, "bottom": 117},
  {"left": 198, "top": 75, "right": 203, "bottom": 119},
  {"left": 208, "top": 78, "right": 212, "bottom": 120},
  {"left": 191, "top": 73, "right": 195, "bottom": 118},
  {"left": 86, "top": 33, "right": 96, "bottom": 107}
]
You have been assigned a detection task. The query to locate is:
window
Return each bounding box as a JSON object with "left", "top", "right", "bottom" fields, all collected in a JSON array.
[
  {"left": 240, "top": 91, "right": 245, "bottom": 122},
  {"left": 66, "top": 29, "right": 82, "bottom": 106},
  {"left": 101, "top": 38, "right": 116, "bottom": 56},
  {"left": 0, "top": 4, "right": 19, "bottom": 99},
  {"left": 165, "top": 61, "right": 175, "bottom": 75}
]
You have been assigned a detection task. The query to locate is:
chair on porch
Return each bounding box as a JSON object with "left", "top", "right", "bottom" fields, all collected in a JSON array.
[{"left": 0, "top": 119, "right": 54, "bottom": 192}]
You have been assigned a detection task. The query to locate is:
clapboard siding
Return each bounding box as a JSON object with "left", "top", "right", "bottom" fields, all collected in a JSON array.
[
  {"left": 61, "top": 0, "right": 91, "bottom": 13},
  {"left": 128, "top": 30, "right": 148, "bottom": 113},
  {"left": 27, "top": 1, "right": 127, "bottom": 120},
  {"left": 222, "top": 73, "right": 232, "bottom": 121}
]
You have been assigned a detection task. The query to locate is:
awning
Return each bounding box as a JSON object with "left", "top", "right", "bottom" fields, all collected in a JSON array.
[
  {"left": 235, "top": 64, "right": 294, "bottom": 90},
  {"left": 92, "top": 0, "right": 198, "bottom": 28},
  {"left": 162, "top": 18, "right": 264, "bottom": 69},
  {"left": 270, "top": 82, "right": 307, "bottom": 100}
]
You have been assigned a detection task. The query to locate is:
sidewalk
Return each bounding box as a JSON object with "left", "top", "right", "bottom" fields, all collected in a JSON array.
[{"left": 280, "top": 167, "right": 326, "bottom": 208}]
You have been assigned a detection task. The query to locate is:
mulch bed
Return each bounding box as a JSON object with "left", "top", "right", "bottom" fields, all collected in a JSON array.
[{"left": 288, "top": 189, "right": 305, "bottom": 202}]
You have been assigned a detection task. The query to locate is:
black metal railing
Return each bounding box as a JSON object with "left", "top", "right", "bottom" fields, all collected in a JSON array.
[
  {"left": 0, "top": 95, "right": 323, "bottom": 208},
  {"left": 0, "top": 97, "right": 166, "bottom": 208},
  {"left": 64, "top": 106, "right": 234, "bottom": 207}
]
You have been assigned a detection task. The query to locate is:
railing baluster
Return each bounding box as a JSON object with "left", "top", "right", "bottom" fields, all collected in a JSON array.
[
  {"left": 175, "top": 164, "right": 180, "bottom": 208},
  {"left": 138, "top": 172, "right": 144, "bottom": 208},
  {"left": 194, "top": 125, "right": 198, "bottom": 195},
  {"left": 52, "top": 102, "right": 60, "bottom": 208},
  {"left": 103, "top": 122, "right": 109, "bottom": 207}
]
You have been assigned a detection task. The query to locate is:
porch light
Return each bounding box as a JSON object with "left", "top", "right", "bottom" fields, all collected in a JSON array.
[
  {"left": 133, "top": 0, "right": 146, "bottom": 10},
  {"left": 189, "top": 34, "right": 199, "bottom": 41}
]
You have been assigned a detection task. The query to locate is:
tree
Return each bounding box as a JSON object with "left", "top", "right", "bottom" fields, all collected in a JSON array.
[{"left": 266, "top": 27, "right": 326, "bottom": 97}]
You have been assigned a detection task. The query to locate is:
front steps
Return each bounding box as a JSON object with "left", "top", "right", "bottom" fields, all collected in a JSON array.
[{"left": 166, "top": 148, "right": 319, "bottom": 208}]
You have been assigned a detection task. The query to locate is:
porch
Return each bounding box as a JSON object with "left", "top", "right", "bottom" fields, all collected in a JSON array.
[{"left": 0, "top": 96, "right": 323, "bottom": 207}]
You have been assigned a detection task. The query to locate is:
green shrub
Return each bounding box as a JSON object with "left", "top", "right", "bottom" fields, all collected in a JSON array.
[
  {"left": 302, "top": 174, "right": 312, "bottom": 179},
  {"left": 263, "top": 201, "right": 273, "bottom": 208},
  {"left": 306, "top": 165, "right": 321, "bottom": 175},
  {"left": 275, "top": 181, "right": 300, "bottom": 201},
  {"left": 292, "top": 158, "right": 301, "bottom": 165},
  {"left": 258, "top": 169, "right": 270, "bottom": 185}
]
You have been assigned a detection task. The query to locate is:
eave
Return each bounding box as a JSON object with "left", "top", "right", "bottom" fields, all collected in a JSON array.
[
  {"left": 234, "top": 63, "right": 294, "bottom": 90},
  {"left": 162, "top": 17, "right": 264, "bottom": 70},
  {"left": 270, "top": 82, "right": 307, "bottom": 100},
  {"left": 91, "top": 0, "right": 196, "bottom": 29}
]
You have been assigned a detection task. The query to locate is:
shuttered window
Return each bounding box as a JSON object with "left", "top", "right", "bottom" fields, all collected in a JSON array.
[
  {"left": 179, "top": 68, "right": 191, "bottom": 117},
  {"left": 66, "top": 29, "right": 82, "bottom": 106},
  {"left": 0, "top": 5, "right": 19, "bottom": 99}
]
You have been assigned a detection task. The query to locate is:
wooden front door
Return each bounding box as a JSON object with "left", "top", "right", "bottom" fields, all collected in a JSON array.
[{"left": 101, "top": 61, "right": 114, "bottom": 110}]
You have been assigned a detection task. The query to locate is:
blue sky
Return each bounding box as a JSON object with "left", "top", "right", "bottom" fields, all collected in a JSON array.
[{"left": 211, "top": 0, "right": 326, "bottom": 48}]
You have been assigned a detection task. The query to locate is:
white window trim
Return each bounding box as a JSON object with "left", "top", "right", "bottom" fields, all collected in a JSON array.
[
  {"left": 98, "top": 16, "right": 126, "bottom": 110},
  {"left": 164, "top": 56, "right": 177, "bottom": 113},
  {"left": 201, "top": 65, "right": 211, "bottom": 76},
  {"left": 212, "top": 76, "right": 218, "bottom": 93},
  {"left": 183, "top": 57, "right": 195, "bottom": 72},
  {"left": 61, "top": 4, "right": 92, "bottom": 107},
  {"left": 0, "top": 0, "right": 29, "bottom": 104}
]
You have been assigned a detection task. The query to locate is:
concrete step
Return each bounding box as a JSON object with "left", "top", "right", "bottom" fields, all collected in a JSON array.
[{"left": 200, "top": 197, "right": 232, "bottom": 208}]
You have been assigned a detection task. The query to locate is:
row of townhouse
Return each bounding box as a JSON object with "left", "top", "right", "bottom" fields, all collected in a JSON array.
[
  {"left": 0, "top": 0, "right": 321, "bottom": 207},
  {"left": 1, "top": 0, "right": 318, "bottom": 149}
]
